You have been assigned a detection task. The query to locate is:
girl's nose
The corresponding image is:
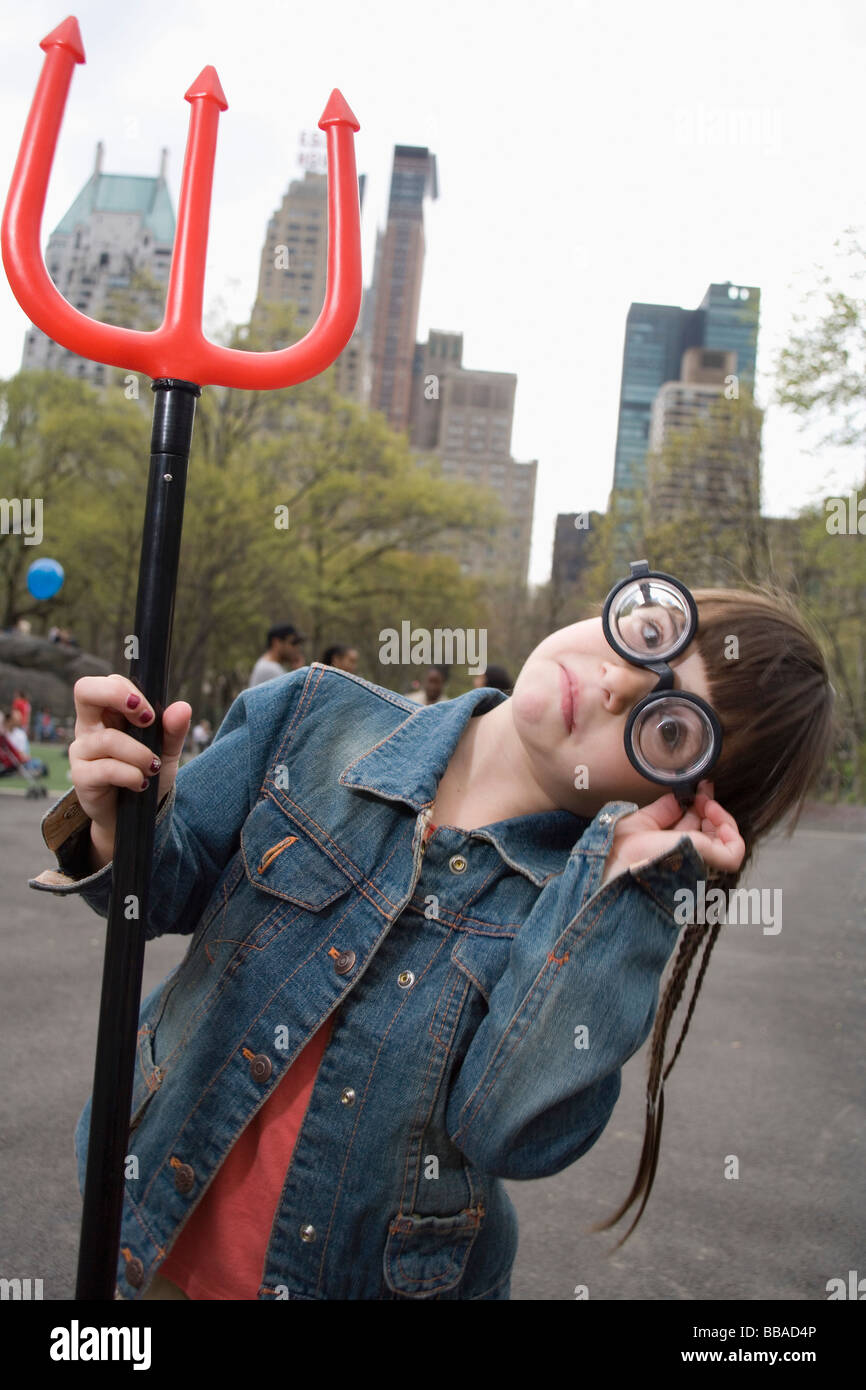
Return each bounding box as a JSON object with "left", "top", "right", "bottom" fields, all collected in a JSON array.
[{"left": 599, "top": 660, "right": 657, "bottom": 714}]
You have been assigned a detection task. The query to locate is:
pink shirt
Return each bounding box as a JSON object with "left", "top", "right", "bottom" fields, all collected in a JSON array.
[{"left": 160, "top": 1014, "right": 335, "bottom": 1299}]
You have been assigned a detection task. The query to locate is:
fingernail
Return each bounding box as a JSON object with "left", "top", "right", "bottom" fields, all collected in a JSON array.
[
  {"left": 150, "top": 757, "right": 161, "bottom": 773},
  {"left": 140, "top": 779, "right": 149, "bottom": 791},
  {"left": 126, "top": 694, "right": 140, "bottom": 709},
  {"left": 140, "top": 709, "right": 154, "bottom": 724}
]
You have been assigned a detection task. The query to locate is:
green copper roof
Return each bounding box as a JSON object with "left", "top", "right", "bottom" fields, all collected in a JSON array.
[{"left": 54, "top": 173, "right": 176, "bottom": 244}]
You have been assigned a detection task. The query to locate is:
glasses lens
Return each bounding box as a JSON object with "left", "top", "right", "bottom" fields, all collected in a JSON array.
[
  {"left": 629, "top": 696, "right": 717, "bottom": 781},
  {"left": 608, "top": 577, "right": 691, "bottom": 660}
]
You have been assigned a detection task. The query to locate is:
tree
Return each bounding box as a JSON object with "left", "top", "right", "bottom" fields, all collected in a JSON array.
[
  {"left": 774, "top": 228, "right": 866, "bottom": 798},
  {"left": 0, "top": 371, "right": 145, "bottom": 636},
  {"left": 775, "top": 229, "right": 866, "bottom": 449},
  {"left": 0, "top": 298, "right": 504, "bottom": 720},
  {"left": 642, "top": 389, "right": 767, "bottom": 588}
]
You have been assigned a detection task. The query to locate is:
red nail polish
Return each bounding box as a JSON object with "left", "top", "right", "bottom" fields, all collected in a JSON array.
[
  {"left": 140, "top": 779, "right": 148, "bottom": 791},
  {"left": 126, "top": 694, "right": 140, "bottom": 709},
  {"left": 140, "top": 710, "right": 153, "bottom": 724}
]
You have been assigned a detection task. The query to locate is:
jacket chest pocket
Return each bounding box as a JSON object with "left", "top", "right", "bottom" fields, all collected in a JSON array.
[
  {"left": 383, "top": 1205, "right": 485, "bottom": 1298},
  {"left": 451, "top": 927, "right": 515, "bottom": 1006},
  {"left": 239, "top": 795, "right": 355, "bottom": 948}
]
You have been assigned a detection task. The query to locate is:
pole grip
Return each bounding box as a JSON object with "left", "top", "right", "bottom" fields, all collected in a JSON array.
[{"left": 74, "top": 378, "right": 200, "bottom": 1300}]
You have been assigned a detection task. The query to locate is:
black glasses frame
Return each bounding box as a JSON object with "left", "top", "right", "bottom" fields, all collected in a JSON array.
[{"left": 601, "top": 560, "right": 723, "bottom": 805}]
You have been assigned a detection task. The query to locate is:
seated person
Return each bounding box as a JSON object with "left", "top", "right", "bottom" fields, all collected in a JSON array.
[{"left": 6, "top": 709, "right": 48, "bottom": 777}]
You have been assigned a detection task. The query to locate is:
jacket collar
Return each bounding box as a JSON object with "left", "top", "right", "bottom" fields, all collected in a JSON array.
[{"left": 339, "top": 686, "right": 588, "bottom": 884}]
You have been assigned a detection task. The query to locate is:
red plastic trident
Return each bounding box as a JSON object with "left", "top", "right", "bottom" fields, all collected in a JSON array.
[
  {"left": 2, "top": 16, "right": 361, "bottom": 384},
  {"left": 2, "top": 15, "right": 361, "bottom": 1301}
]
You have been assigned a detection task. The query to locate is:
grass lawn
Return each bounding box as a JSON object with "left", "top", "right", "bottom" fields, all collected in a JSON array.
[
  {"left": 0, "top": 741, "right": 74, "bottom": 795},
  {"left": 0, "top": 741, "right": 197, "bottom": 796}
]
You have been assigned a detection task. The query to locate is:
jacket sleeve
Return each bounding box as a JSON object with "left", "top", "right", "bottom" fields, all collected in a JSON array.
[
  {"left": 27, "top": 670, "right": 309, "bottom": 940},
  {"left": 445, "top": 799, "right": 707, "bottom": 1180}
]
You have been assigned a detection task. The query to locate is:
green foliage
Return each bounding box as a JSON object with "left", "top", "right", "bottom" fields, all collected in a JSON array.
[
  {"left": 0, "top": 309, "right": 504, "bottom": 717},
  {"left": 773, "top": 230, "right": 866, "bottom": 797},
  {"left": 0, "top": 371, "right": 146, "bottom": 641},
  {"left": 642, "top": 389, "right": 767, "bottom": 588},
  {"left": 775, "top": 230, "right": 866, "bottom": 448}
]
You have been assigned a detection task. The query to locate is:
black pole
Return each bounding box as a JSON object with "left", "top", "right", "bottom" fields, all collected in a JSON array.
[{"left": 75, "top": 378, "right": 200, "bottom": 1301}]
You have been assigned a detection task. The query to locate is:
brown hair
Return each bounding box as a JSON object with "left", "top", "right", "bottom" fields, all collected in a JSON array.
[{"left": 591, "top": 583, "right": 839, "bottom": 1247}]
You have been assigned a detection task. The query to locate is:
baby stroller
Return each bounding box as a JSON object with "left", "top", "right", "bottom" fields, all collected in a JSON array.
[{"left": 0, "top": 730, "right": 49, "bottom": 798}]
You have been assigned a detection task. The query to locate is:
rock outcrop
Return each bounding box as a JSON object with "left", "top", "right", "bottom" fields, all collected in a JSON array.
[{"left": 0, "top": 633, "right": 111, "bottom": 721}]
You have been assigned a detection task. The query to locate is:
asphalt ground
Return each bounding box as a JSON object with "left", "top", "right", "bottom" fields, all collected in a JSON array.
[{"left": 1, "top": 789, "right": 863, "bottom": 1302}]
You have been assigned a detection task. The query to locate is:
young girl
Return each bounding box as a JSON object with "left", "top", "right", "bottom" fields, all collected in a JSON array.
[{"left": 30, "top": 565, "right": 836, "bottom": 1301}]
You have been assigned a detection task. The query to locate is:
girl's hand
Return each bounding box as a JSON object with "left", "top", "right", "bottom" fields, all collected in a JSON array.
[
  {"left": 601, "top": 781, "right": 745, "bottom": 885},
  {"left": 68, "top": 674, "right": 192, "bottom": 853}
]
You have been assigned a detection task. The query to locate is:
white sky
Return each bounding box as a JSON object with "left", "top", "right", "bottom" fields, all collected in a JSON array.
[{"left": 1, "top": 0, "right": 864, "bottom": 583}]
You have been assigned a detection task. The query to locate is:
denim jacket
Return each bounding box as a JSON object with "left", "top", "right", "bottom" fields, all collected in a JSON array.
[{"left": 29, "top": 663, "right": 705, "bottom": 1300}]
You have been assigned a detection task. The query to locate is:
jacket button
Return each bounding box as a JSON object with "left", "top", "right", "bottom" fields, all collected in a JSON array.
[
  {"left": 174, "top": 1163, "right": 195, "bottom": 1194},
  {"left": 124, "top": 1255, "right": 144, "bottom": 1288},
  {"left": 598, "top": 813, "right": 613, "bottom": 825},
  {"left": 333, "top": 949, "right": 356, "bottom": 976},
  {"left": 397, "top": 970, "right": 415, "bottom": 988},
  {"left": 340, "top": 1087, "right": 356, "bottom": 1106},
  {"left": 448, "top": 854, "right": 467, "bottom": 873},
  {"left": 299, "top": 1223, "right": 317, "bottom": 1242},
  {"left": 250, "top": 1053, "right": 273, "bottom": 1082}
]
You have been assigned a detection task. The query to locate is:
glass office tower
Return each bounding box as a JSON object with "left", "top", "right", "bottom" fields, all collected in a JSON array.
[{"left": 610, "top": 281, "right": 760, "bottom": 499}]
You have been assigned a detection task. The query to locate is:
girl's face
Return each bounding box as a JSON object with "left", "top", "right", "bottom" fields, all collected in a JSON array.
[{"left": 510, "top": 615, "right": 715, "bottom": 817}]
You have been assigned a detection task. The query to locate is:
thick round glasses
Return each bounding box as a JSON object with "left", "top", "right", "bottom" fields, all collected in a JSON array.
[{"left": 601, "top": 560, "right": 723, "bottom": 805}]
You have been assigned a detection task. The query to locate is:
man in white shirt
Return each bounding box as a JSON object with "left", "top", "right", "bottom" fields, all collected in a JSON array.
[{"left": 248, "top": 624, "right": 306, "bottom": 688}]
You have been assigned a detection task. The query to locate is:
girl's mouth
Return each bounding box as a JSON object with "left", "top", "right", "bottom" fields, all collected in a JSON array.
[{"left": 558, "top": 663, "right": 578, "bottom": 734}]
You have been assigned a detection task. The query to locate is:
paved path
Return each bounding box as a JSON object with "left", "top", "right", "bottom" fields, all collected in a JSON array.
[{"left": 1, "top": 793, "right": 863, "bottom": 1300}]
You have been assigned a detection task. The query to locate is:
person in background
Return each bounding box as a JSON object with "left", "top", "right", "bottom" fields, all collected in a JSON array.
[
  {"left": 12, "top": 689, "right": 31, "bottom": 737},
  {"left": 247, "top": 624, "right": 306, "bottom": 688},
  {"left": 38, "top": 707, "right": 57, "bottom": 742},
  {"left": 406, "top": 665, "right": 449, "bottom": 705},
  {"left": 191, "top": 719, "right": 213, "bottom": 755},
  {"left": 472, "top": 664, "right": 513, "bottom": 695},
  {"left": 6, "top": 708, "right": 47, "bottom": 777},
  {"left": 319, "top": 644, "right": 359, "bottom": 674}
]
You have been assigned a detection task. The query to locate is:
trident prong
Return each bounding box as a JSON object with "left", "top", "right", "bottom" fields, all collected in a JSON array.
[{"left": 1, "top": 14, "right": 362, "bottom": 386}]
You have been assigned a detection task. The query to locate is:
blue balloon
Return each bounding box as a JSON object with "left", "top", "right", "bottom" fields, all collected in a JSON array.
[{"left": 27, "top": 558, "right": 65, "bottom": 600}]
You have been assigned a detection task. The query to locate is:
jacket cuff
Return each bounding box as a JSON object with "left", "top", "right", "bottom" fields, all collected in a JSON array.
[
  {"left": 28, "top": 783, "right": 175, "bottom": 897},
  {"left": 624, "top": 833, "right": 709, "bottom": 921},
  {"left": 576, "top": 801, "right": 710, "bottom": 926}
]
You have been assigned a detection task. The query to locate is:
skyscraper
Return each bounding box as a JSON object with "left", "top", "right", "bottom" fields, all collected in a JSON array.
[
  {"left": 647, "top": 347, "right": 738, "bottom": 453},
  {"left": 368, "top": 146, "right": 438, "bottom": 432},
  {"left": 253, "top": 168, "right": 368, "bottom": 400},
  {"left": 407, "top": 330, "right": 537, "bottom": 584},
  {"left": 20, "top": 143, "right": 175, "bottom": 387},
  {"left": 256, "top": 171, "right": 329, "bottom": 327},
  {"left": 610, "top": 282, "right": 759, "bottom": 500}
]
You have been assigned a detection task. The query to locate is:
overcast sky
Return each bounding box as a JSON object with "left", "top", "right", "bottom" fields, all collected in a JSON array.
[{"left": 2, "top": 0, "right": 864, "bottom": 582}]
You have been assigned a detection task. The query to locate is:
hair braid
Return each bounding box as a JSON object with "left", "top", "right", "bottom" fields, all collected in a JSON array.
[
  {"left": 663, "top": 919, "right": 722, "bottom": 1083},
  {"left": 589, "top": 920, "right": 712, "bottom": 1248}
]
